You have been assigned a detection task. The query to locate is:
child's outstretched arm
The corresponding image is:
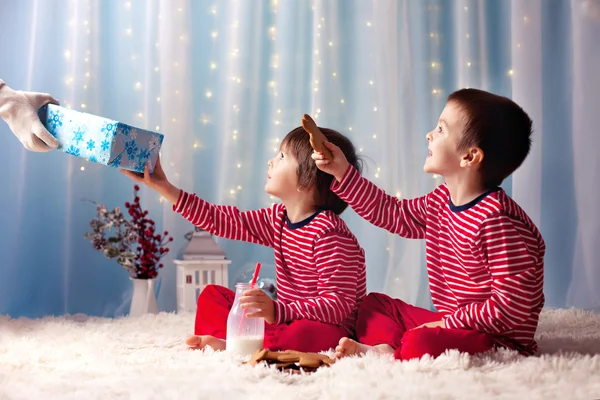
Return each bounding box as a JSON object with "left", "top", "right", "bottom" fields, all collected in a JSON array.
[
  {"left": 442, "top": 214, "right": 543, "bottom": 335},
  {"left": 312, "top": 142, "right": 428, "bottom": 239},
  {"left": 272, "top": 231, "right": 363, "bottom": 325},
  {"left": 121, "top": 157, "right": 275, "bottom": 248}
]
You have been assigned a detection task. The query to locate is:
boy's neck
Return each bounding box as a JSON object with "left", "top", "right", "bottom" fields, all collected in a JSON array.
[
  {"left": 443, "top": 174, "right": 488, "bottom": 207},
  {"left": 283, "top": 198, "right": 318, "bottom": 224}
]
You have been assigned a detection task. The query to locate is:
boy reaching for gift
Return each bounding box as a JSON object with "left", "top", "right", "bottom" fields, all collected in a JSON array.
[
  {"left": 121, "top": 120, "right": 367, "bottom": 353},
  {"left": 309, "top": 88, "right": 545, "bottom": 361}
]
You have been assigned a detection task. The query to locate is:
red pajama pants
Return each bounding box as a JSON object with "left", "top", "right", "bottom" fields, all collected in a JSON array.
[
  {"left": 357, "top": 293, "right": 494, "bottom": 361},
  {"left": 194, "top": 284, "right": 347, "bottom": 353}
]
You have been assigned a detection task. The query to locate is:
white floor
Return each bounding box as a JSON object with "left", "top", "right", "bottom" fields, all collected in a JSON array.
[{"left": 1, "top": 308, "right": 599, "bottom": 400}]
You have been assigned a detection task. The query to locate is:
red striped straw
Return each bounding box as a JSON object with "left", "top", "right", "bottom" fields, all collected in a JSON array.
[{"left": 238, "top": 262, "right": 261, "bottom": 336}]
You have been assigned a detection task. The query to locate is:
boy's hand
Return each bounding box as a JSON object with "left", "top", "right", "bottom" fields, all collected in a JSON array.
[
  {"left": 120, "top": 155, "right": 168, "bottom": 190},
  {"left": 311, "top": 140, "right": 350, "bottom": 182},
  {"left": 239, "top": 288, "right": 276, "bottom": 324},
  {"left": 120, "top": 156, "right": 180, "bottom": 204}
]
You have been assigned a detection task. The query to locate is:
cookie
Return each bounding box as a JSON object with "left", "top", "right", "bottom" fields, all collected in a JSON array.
[
  {"left": 277, "top": 353, "right": 300, "bottom": 363},
  {"left": 274, "top": 362, "right": 295, "bottom": 369},
  {"left": 245, "top": 349, "right": 335, "bottom": 374},
  {"left": 247, "top": 348, "right": 269, "bottom": 366},
  {"left": 298, "top": 355, "right": 321, "bottom": 369},
  {"left": 301, "top": 114, "right": 333, "bottom": 160},
  {"left": 262, "top": 351, "right": 286, "bottom": 361}
]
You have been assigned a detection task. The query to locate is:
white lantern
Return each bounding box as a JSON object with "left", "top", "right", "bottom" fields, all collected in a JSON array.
[{"left": 174, "top": 229, "right": 231, "bottom": 313}]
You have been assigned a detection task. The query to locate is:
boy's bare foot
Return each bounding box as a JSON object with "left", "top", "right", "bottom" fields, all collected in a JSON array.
[
  {"left": 185, "top": 335, "right": 226, "bottom": 351},
  {"left": 334, "top": 337, "right": 395, "bottom": 359}
]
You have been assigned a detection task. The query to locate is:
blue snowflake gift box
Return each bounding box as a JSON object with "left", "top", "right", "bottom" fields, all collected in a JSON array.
[{"left": 38, "top": 104, "right": 163, "bottom": 173}]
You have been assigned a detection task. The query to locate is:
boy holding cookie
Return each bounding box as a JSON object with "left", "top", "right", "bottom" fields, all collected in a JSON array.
[
  {"left": 121, "top": 117, "right": 367, "bottom": 353},
  {"left": 310, "top": 88, "right": 546, "bottom": 360}
]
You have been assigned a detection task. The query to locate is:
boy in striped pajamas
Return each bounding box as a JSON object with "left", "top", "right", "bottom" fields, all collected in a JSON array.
[
  {"left": 122, "top": 125, "right": 367, "bottom": 353},
  {"left": 311, "top": 88, "right": 546, "bottom": 361}
]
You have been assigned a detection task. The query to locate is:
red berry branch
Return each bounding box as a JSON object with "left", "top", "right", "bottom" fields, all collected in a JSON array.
[
  {"left": 124, "top": 185, "right": 174, "bottom": 279},
  {"left": 84, "top": 185, "right": 173, "bottom": 280}
]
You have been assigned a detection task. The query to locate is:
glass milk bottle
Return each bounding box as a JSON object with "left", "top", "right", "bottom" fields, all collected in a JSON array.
[{"left": 226, "top": 283, "right": 265, "bottom": 357}]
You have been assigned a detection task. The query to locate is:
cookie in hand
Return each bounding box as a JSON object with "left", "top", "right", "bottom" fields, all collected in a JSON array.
[{"left": 301, "top": 114, "right": 333, "bottom": 160}]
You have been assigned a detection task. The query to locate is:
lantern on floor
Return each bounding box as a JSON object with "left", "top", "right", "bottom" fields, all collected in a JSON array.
[{"left": 174, "top": 228, "right": 231, "bottom": 313}]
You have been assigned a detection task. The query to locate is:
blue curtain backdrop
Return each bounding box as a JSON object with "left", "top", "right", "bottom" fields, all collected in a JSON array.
[{"left": 0, "top": 0, "right": 598, "bottom": 318}]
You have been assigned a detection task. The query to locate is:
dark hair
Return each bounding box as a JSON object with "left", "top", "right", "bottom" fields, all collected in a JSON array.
[
  {"left": 281, "top": 126, "right": 362, "bottom": 215},
  {"left": 447, "top": 88, "right": 533, "bottom": 189}
]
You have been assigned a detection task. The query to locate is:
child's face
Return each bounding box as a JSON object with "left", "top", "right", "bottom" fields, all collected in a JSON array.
[
  {"left": 265, "top": 144, "right": 300, "bottom": 200},
  {"left": 424, "top": 101, "right": 467, "bottom": 177}
]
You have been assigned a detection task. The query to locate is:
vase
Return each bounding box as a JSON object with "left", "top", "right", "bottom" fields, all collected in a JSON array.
[{"left": 129, "top": 278, "right": 158, "bottom": 317}]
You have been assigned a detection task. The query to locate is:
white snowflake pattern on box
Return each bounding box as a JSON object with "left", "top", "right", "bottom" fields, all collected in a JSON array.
[{"left": 38, "top": 104, "right": 163, "bottom": 173}]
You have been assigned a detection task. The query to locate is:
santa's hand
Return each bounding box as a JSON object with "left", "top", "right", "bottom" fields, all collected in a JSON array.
[{"left": 0, "top": 80, "right": 60, "bottom": 152}]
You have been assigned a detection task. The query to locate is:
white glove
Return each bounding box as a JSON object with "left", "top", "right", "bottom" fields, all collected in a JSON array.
[{"left": 0, "top": 79, "right": 60, "bottom": 152}]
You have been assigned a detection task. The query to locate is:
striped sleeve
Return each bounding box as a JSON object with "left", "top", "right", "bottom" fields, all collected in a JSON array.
[
  {"left": 443, "top": 214, "right": 542, "bottom": 335},
  {"left": 330, "top": 165, "right": 428, "bottom": 239},
  {"left": 273, "top": 231, "right": 361, "bottom": 325},
  {"left": 173, "top": 190, "right": 275, "bottom": 248}
]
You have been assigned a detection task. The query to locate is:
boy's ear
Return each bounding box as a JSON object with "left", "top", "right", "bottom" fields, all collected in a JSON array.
[{"left": 460, "top": 147, "right": 484, "bottom": 167}]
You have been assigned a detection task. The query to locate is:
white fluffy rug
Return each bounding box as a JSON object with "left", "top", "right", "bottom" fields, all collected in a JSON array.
[{"left": 1, "top": 309, "right": 599, "bottom": 400}]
